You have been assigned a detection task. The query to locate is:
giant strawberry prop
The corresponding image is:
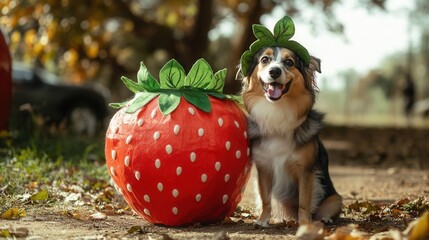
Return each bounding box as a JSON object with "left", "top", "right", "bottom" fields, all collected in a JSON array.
[{"left": 105, "top": 59, "right": 251, "bottom": 226}]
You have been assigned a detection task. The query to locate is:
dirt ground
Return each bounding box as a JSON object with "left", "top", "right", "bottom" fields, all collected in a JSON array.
[{"left": 1, "top": 126, "right": 429, "bottom": 239}]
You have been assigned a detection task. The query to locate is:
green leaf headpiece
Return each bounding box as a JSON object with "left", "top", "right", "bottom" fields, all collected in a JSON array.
[{"left": 240, "top": 16, "right": 310, "bottom": 76}]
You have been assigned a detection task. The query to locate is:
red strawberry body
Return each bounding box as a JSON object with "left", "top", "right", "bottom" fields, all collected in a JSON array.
[{"left": 105, "top": 96, "right": 251, "bottom": 226}]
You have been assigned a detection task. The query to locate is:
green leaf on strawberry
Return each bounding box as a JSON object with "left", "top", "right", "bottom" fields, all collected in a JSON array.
[
  {"left": 111, "top": 58, "right": 234, "bottom": 116},
  {"left": 212, "top": 69, "right": 226, "bottom": 93},
  {"left": 158, "top": 92, "right": 181, "bottom": 116},
  {"left": 121, "top": 76, "right": 145, "bottom": 93},
  {"left": 125, "top": 92, "right": 160, "bottom": 114},
  {"left": 185, "top": 58, "right": 213, "bottom": 89},
  {"left": 137, "top": 62, "right": 160, "bottom": 91},
  {"left": 182, "top": 91, "right": 211, "bottom": 113},
  {"left": 160, "top": 59, "right": 186, "bottom": 89}
]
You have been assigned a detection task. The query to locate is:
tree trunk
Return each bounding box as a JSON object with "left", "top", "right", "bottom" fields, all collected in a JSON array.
[
  {"left": 422, "top": 31, "right": 429, "bottom": 98},
  {"left": 223, "top": 0, "right": 273, "bottom": 94}
]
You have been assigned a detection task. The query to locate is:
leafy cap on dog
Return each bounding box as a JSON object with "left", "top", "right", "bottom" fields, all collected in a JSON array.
[{"left": 239, "top": 16, "right": 310, "bottom": 76}]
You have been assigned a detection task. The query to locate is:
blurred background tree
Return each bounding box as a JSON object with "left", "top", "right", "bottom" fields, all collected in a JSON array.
[
  {"left": 2, "top": 0, "right": 429, "bottom": 125},
  {"left": 0, "top": 0, "right": 383, "bottom": 97}
]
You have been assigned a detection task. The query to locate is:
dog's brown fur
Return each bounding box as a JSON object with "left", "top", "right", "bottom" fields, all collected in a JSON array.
[{"left": 241, "top": 47, "right": 342, "bottom": 226}]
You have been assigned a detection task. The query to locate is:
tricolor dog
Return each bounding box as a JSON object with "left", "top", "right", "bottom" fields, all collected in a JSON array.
[{"left": 239, "top": 16, "right": 342, "bottom": 226}]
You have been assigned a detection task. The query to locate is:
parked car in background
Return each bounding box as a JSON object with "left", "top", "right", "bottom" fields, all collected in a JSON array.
[
  {"left": 11, "top": 62, "right": 109, "bottom": 136},
  {"left": 0, "top": 27, "right": 12, "bottom": 131}
]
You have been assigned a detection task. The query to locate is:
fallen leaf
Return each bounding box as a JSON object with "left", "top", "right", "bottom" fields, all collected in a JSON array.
[
  {"left": 90, "top": 211, "right": 107, "bottom": 220},
  {"left": 327, "top": 224, "right": 369, "bottom": 240},
  {"left": 0, "top": 207, "right": 27, "bottom": 219},
  {"left": 408, "top": 211, "right": 429, "bottom": 240},
  {"left": 127, "top": 225, "right": 147, "bottom": 234},
  {"left": 0, "top": 229, "right": 11, "bottom": 238},
  {"left": 159, "top": 233, "right": 175, "bottom": 240},
  {"left": 64, "top": 192, "right": 81, "bottom": 202},
  {"left": 0, "top": 227, "right": 29, "bottom": 238},
  {"left": 30, "top": 189, "right": 49, "bottom": 201},
  {"left": 212, "top": 231, "right": 230, "bottom": 240},
  {"left": 0, "top": 184, "right": 8, "bottom": 192},
  {"left": 12, "top": 228, "right": 29, "bottom": 238},
  {"left": 221, "top": 216, "right": 234, "bottom": 224},
  {"left": 403, "top": 198, "right": 429, "bottom": 216},
  {"left": 369, "top": 229, "right": 404, "bottom": 240},
  {"left": 283, "top": 219, "right": 299, "bottom": 228},
  {"left": 65, "top": 211, "right": 90, "bottom": 221},
  {"left": 396, "top": 198, "right": 411, "bottom": 207},
  {"left": 296, "top": 222, "right": 326, "bottom": 240}
]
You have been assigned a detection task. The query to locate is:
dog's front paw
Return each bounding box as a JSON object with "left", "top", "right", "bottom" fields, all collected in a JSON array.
[{"left": 253, "top": 220, "right": 270, "bottom": 228}]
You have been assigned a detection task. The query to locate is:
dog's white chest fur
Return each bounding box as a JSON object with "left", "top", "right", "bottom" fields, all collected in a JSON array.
[
  {"left": 249, "top": 99, "right": 324, "bottom": 209},
  {"left": 252, "top": 135, "right": 296, "bottom": 198},
  {"left": 252, "top": 136, "right": 295, "bottom": 168},
  {"left": 249, "top": 100, "right": 299, "bottom": 199},
  {"left": 249, "top": 99, "right": 298, "bottom": 167}
]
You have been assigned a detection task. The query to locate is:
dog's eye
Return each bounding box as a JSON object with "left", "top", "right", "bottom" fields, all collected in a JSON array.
[
  {"left": 283, "top": 59, "right": 294, "bottom": 67},
  {"left": 260, "top": 56, "right": 270, "bottom": 64}
]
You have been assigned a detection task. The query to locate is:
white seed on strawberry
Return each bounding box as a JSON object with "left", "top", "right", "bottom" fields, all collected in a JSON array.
[
  {"left": 195, "top": 194, "right": 202, "bottom": 202},
  {"left": 172, "top": 189, "right": 179, "bottom": 198},
  {"left": 153, "top": 131, "right": 160, "bottom": 140},
  {"left": 137, "top": 118, "right": 144, "bottom": 127},
  {"left": 217, "top": 118, "right": 224, "bottom": 127},
  {"left": 236, "top": 150, "right": 241, "bottom": 159},
  {"left": 222, "top": 195, "right": 228, "bottom": 204},
  {"left": 151, "top": 109, "right": 157, "bottom": 118},
  {"left": 187, "top": 107, "right": 195, "bottom": 115},
  {"left": 224, "top": 174, "right": 230, "bottom": 183},
  {"left": 197, "top": 128, "right": 204, "bottom": 137},
  {"left": 144, "top": 208, "right": 151, "bottom": 216},
  {"left": 155, "top": 159, "right": 161, "bottom": 169},
  {"left": 201, "top": 174, "right": 208, "bottom": 183},
  {"left": 126, "top": 135, "right": 132, "bottom": 144},
  {"left": 124, "top": 156, "right": 130, "bottom": 166},
  {"left": 190, "top": 152, "right": 196, "bottom": 162},
  {"left": 173, "top": 124, "right": 180, "bottom": 134},
  {"left": 172, "top": 207, "right": 178, "bottom": 215},
  {"left": 176, "top": 167, "right": 182, "bottom": 176},
  {"left": 135, "top": 171, "right": 140, "bottom": 180},
  {"left": 165, "top": 145, "right": 173, "bottom": 154},
  {"left": 225, "top": 141, "right": 231, "bottom": 151},
  {"left": 126, "top": 184, "right": 132, "bottom": 192},
  {"left": 215, "top": 162, "right": 221, "bottom": 171},
  {"left": 157, "top": 183, "right": 163, "bottom": 191}
]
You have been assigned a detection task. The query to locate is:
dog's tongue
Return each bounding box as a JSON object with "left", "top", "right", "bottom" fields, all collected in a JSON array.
[{"left": 267, "top": 84, "right": 283, "bottom": 99}]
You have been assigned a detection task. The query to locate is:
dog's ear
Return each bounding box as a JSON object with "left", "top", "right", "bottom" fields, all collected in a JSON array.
[{"left": 309, "top": 56, "right": 321, "bottom": 73}]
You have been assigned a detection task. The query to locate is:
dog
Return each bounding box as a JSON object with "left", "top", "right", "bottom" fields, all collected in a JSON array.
[{"left": 240, "top": 46, "right": 342, "bottom": 226}]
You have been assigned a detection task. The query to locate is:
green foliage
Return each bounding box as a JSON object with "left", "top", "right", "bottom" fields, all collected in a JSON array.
[{"left": 0, "top": 129, "right": 108, "bottom": 198}]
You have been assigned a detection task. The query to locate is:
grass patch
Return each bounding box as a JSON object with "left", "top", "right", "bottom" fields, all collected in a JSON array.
[{"left": 0, "top": 127, "right": 110, "bottom": 210}]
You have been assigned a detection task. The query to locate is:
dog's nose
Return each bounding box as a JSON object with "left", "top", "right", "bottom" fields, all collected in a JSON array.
[{"left": 269, "top": 67, "right": 282, "bottom": 79}]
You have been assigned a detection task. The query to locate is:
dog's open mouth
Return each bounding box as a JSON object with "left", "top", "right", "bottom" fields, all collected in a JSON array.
[{"left": 262, "top": 81, "right": 292, "bottom": 101}]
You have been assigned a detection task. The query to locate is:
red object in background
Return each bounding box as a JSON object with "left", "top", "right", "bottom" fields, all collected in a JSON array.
[
  {"left": 0, "top": 29, "right": 12, "bottom": 130},
  {"left": 105, "top": 97, "right": 251, "bottom": 226}
]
